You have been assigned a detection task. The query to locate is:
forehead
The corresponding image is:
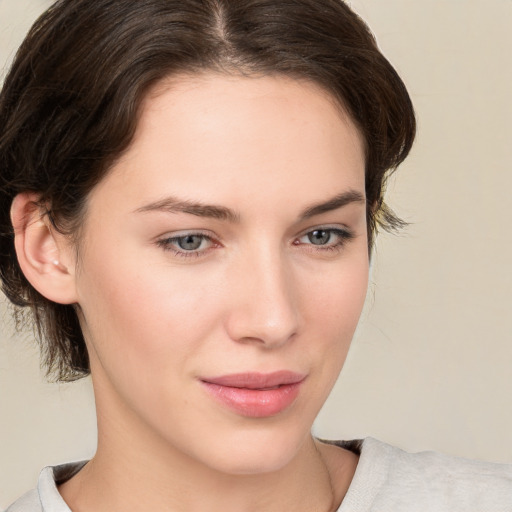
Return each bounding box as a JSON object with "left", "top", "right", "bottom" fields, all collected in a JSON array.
[
  {"left": 141, "top": 72, "right": 362, "bottom": 154},
  {"left": 89, "top": 72, "right": 366, "bottom": 217}
]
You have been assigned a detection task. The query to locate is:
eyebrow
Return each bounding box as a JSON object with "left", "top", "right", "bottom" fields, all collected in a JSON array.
[
  {"left": 135, "top": 189, "right": 365, "bottom": 222},
  {"left": 299, "top": 190, "right": 365, "bottom": 219},
  {"left": 135, "top": 197, "right": 240, "bottom": 222}
]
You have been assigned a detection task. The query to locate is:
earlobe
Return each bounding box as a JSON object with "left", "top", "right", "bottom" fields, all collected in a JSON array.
[{"left": 10, "top": 192, "right": 78, "bottom": 305}]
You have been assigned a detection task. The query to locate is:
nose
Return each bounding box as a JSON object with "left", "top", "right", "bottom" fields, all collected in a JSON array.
[{"left": 224, "top": 248, "right": 300, "bottom": 349}]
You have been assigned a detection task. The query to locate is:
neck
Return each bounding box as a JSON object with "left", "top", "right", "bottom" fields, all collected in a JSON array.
[{"left": 61, "top": 432, "right": 336, "bottom": 512}]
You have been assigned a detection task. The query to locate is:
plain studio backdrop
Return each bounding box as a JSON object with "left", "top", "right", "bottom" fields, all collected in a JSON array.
[{"left": 1, "top": 0, "right": 511, "bottom": 506}]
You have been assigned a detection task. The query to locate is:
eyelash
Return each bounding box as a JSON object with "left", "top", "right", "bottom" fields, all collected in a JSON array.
[{"left": 156, "top": 227, "right": 354, "bottom": 259}]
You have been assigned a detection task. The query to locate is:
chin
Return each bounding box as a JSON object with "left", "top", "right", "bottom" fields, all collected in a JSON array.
[
  {"left": 211, "top": 449, "right": 301, "bottom": 476},
  {"left": 193, "top": 421, "right": 313, "bottom": 476}
]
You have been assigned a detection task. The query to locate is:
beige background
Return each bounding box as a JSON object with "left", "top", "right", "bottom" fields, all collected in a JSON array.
[{"left": 1, "top": 0, "right": 511, "bottom": 506}]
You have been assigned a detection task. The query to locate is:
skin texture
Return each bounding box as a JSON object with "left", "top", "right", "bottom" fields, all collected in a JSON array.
[{"left": 14, "top": 74, "right": 368, "bottom": 511}]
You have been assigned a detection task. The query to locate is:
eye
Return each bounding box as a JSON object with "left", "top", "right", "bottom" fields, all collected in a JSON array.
[
  {"left": 156, "top": 232, "right": 216, "bottom": 258},
  {"left": 295, "top": 227, "right": 354, "bottom": 251}
]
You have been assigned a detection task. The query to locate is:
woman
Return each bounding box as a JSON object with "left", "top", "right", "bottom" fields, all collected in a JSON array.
[{"left": 1, "top": 0, "right": 511, "bottom": 510}]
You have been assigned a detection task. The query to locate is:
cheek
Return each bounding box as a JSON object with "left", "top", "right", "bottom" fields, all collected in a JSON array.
[
  {"left": 302, "top": 255, "right": 369, "bottom": 335},
  {"left": 299, "top": 255, "right": 369, "bottom": 379},
  {"left": 75, "top": 250, "right": 228, "bottom": 432},
  {"left": 78, "top": 256, "right": 219, "bottom": 364}
]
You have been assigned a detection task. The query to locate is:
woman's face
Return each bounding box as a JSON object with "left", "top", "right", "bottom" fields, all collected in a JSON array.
[{"left": 73, "top": 73, "right": 368, "bottom": 474}]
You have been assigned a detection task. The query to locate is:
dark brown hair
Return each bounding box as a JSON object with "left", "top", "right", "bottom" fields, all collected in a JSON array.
[{"left": 0, "top": 0, "right": 415, "bottom": 381}]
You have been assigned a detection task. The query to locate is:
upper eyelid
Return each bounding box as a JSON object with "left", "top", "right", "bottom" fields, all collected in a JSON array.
[
  {"left": 296, "top": 224, "right": 352, "bottom": 238},
  {"left": 156, "top": 229, "right": 216, "bottom": 242},
  {"left": 157, "top": 225, "right": 350, "bottom": 238},
  {"left": 144, "top": 216, "right": 360, "bottom": 245},
  {"left": 157, "top": 225, "right": 352, "bottom": 240}
]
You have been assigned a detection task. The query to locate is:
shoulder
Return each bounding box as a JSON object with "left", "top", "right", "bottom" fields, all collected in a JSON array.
[
  {"left": 5, "top": 489, "right": 41, "bottom": 512},
  {"left": 5, "top": 461, "right": 87, "bottom": 512},
  {"left": 338, "top": 438, "right": 512, "bottom": 512}
]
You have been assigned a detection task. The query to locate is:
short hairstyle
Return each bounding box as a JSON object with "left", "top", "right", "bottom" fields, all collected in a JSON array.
[{"left": 0, "top": 0, "right": 415, "bottom": 381}]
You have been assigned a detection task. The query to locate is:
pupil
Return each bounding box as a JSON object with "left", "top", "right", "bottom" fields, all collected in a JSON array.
[
  {"left": 308, "top": 230, "right": 330, "bottom": 245},
  {"left": 178, "top": 235, "right": 202, "bottom": 250}
]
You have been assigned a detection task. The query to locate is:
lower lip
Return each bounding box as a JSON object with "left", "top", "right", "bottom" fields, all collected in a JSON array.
[{"left": 201, "top": 380, "right": 303, "bottom": 418}]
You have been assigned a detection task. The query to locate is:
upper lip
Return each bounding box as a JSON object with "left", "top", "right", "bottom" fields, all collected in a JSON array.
[{"left": 201, "top": 371, "right": 306, "bottom": 389}]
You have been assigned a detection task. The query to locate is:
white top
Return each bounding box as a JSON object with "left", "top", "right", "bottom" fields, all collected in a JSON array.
[
  {"left": 6, "top": 438, "right": 512, "bottom": 511},
  {"left": 338, "top": 438, "right": 512, "bottom": 511}
]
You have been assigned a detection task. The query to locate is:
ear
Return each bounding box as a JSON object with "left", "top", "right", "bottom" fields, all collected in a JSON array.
[{"left": 10, "top": 192, "right": 78, "bottom": 304}]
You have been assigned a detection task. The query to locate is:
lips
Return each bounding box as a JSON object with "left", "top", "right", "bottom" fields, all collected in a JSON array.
[{"left": 200, "top": 371, "right": 306, "bottom": 418}]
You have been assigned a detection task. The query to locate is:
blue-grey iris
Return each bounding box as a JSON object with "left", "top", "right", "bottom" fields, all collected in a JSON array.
[
  {"left": 308, "top": 230, "right": 330, "bottom": 245},
  {"left": 178, "top": 235, "right": 203, "bottom": 250}
]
